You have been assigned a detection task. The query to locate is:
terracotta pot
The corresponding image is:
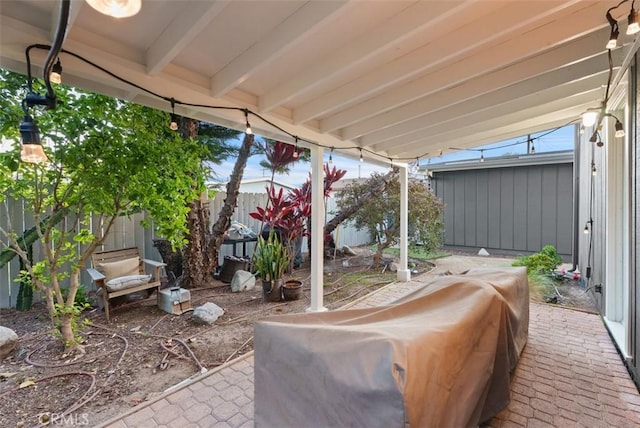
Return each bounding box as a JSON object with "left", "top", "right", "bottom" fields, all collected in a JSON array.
[
  {"left": 282, "top": 279, "right": 303, "bottom": 301},
  {"left": 262, "top": 278, "right": 283, "bottom": 302}
]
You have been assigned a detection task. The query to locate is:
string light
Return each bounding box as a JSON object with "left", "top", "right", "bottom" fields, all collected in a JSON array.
[
  {"left": 244, "top": 109, "right": 252, "bottom": 135},
  {"left": 628, "top": 0, "right": 640, "bottom": 35},
  {"left": 293, "top": 136, "right": 300, "bottom": 159},
  {"left": 530, "top": 142, "right": 535, "bottom": 155},
  {"left": 606, "top": 7, "right": 620, "bottom": 49},
  {"left": 20, "top": 114, "right": 48, "bottom": 163},
  {"left": 50, "top": 58, "right": 63, "bottom": 84},
  {"left": 614, "top": 118, "right": 625, "bottom": 138},
  {"left": 584, "top": 222, "right": 590, "bottom": 234},
  {"left": 169, "top": 98, "right": 178, "bottom": 131},
  {"left": 479, "top": 150, "right": 485, "bottom": 163},
  {"left": 329, "top": 147, "right": 333, "bottom": 164},
  {"left": 359, "top": 148, "right": 363, "bottom": 162}
]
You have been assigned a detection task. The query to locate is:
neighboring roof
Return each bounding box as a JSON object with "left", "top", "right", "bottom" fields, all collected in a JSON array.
[
  {"left": 422, "top": 151, "right": 574, "bottom": 173},
  {"left": 330, "top": 177, "right": 369, "bottom": 192}
]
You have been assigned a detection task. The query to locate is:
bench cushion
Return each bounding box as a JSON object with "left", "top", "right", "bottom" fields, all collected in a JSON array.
[
  {"left": 98, "top": 257, "right": 140, "bottom": 283},
  {"left": 106, "top": 274, "right": 152, "bottom": 292}
]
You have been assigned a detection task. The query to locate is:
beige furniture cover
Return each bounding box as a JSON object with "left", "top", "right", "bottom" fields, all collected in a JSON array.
[{"left": 254, "top": 267, "right": 528, "bottom": 428}]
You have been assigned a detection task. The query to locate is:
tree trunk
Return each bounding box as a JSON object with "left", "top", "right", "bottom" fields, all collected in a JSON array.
[
  {"left": 153, "top": 239, "right": 182, "bottom": 279},
  {"left": 59, "top": 313, "right": 75, "bottom": 350},
  {"left": 181, "top": 196, "right": 214, "bottom": 288},
  {"left": 208, "top": 133, "right": 255, "bottom": 269},
  {"left": 324, "top": 169, "right": 398, "bottom": 235},
  {"left": 179, "top": 118, "right": 217, "bottom": 289},
  {"left": 16, "top": 244, "right": 34, "bottom": 311}
]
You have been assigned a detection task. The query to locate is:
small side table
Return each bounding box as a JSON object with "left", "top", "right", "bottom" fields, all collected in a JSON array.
[{"left": 222, "top": 236, "right": 258, "bottom": 258}]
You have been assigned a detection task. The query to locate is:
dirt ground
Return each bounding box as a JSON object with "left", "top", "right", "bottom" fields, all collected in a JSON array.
[{"left": 0, "top": 249, "right": 597, "bottom": 427}]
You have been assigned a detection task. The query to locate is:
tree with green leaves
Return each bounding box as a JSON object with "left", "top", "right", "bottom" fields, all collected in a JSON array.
[
  {"left": 0, "top": 69, "right": 205, "bottom": 350},
  {"left": 336, "top": 173, "right": 444, "bottom": 268}
]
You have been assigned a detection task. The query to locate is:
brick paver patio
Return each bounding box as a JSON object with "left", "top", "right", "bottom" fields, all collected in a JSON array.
[{"left": 99, "top": 258, "right": 640, "bottom": 428}]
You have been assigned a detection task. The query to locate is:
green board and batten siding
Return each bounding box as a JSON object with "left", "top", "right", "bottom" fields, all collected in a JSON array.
[{"left": 431, "top": 154, "right": 574, "bottom": 258}]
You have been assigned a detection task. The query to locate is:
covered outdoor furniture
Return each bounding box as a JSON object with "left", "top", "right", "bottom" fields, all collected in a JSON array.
[
  {"left": 87, "top": 247, "right": 166, "bottom": 322},
  {"left": 254, "top": 267, "right": 528, "bottom": 427}
]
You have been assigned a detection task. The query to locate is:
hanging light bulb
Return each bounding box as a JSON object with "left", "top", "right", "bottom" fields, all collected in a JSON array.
[
  {"left": 20, "top": 114, "right": 48, "bottom": 163},
  {"left": 244, "top": 109, "right": 252, "bottom": 135},
  {"left": 591, "top": 162, "right": 597, "bottom": 176},
  {"left": 628, "top": 1, "right": 640, "bottom": 35},
  {"left": 530, "top": 143, "right": 536, "bottom": 155},
  {"left": 50, "top": 59, "right": 63, "bottom": 84},
  {"left": 579, "top": 125, "right": 585, "bottom": 135},
  {"left": 412, "top": 157, "right": 420, "bottom": 173},
  {"left": 169, "top": 114, "right": 179, "bottom": 131},
  {"left": 293, "top": 137, "right": 300, "bottom": 159},
  {"left": 479, "top": 150, "right": 484, "bottom": 163},
  {"left": 389, "top": 158, "right": 394, "bottom": 172},
  {"left": 169, "top": 99, "right": 178, "bottom": 131},
  {"left": 582, "top": 110, "right": 598, "bottom": 127},
  {"left": 359, "top": 148, "right": 363, "bottom": 162},
  {"left": 614, "top": 119, "right": 625, "bottom": 138},
  {"left": 329, "top": 147, "right": 333, "bottom": 164},
  {"left": 86, "top": 0, "right": 142, "bottom": 18},
  {"left": 606, "top": 10, "right": 620, "bottom": 49},
  {"left": 583, "top": 222, "right": 590, "bottom": 234},
  {"left": 589, "top": 131, "right": 599, "bottom": 143},
  {"left": 607, "top": 28, "right": 619, "bottom": 49}
]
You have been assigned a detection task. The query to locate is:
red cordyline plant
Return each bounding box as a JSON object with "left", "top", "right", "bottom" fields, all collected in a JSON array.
[{"left": 249, "top": 163, "right": 346, "bottom": 249}]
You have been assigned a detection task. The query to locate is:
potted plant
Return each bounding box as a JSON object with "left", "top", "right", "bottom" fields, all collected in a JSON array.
[{"left": 252, "top": 231, "right": 289, "bottom": 302}]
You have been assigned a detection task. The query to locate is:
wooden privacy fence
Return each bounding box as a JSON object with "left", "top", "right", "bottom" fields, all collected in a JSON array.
[{"left": 1, "top": 192, "right": 370, "bottom": 308}]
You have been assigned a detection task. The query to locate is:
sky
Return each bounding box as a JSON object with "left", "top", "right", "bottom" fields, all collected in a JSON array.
[{"left": 212, "top": 124, "right": 576, "bottom": 186}]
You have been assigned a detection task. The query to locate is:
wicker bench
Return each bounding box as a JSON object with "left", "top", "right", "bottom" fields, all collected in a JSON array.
[{"left": 87, "top": 247, "right": 166, "bottom": 322}]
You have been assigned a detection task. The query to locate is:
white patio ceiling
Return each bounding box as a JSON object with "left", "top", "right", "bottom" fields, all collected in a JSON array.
[{"left": 0, "top": 0, "right": 634, "bottom": 165}]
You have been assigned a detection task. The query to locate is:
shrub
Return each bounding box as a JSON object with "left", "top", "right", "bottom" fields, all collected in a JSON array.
[{"left": 513, "top": 245, "right": 563, "bottom": 274}]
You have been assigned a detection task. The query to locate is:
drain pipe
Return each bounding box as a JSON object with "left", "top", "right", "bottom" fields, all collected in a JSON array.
[{"left": 571, "top": 123, "right": 580, "bottom": 271}]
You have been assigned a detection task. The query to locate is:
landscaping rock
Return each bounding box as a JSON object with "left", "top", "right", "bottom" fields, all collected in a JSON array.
[
  {"left": 478, "top": 248, "right": 490, "bottom": 256},
  {"left": 192, "top": 302, "right": 224, "bottom": 325},
  {"left": 388, "top": 262, "right": 399, "bottom": 272},
  {"left": 0, "top": 326, "right": 18, "bottom": 359},
  {"left": 231, "top": 270, "right": 256, "bottom": 292}
]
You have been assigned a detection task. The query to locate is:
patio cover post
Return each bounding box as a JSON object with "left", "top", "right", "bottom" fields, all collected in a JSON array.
[
  {"left": 307, "top": 145, "right": 328, "bottom": 312},
  {"left": 397, "top": 165, "right": 411, "bottom": 282}
]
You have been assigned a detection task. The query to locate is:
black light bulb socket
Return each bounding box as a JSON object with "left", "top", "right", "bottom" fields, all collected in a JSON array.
[
  {"left": 630, "top": 7, "right": 638, "bottom": 26},
  {"left": 589, "top": 131, "right": 598, "bottom": 143},
  {"left": 51, "top": 59, "right": 62, "bottom": 76},
  {"left": 615, "top": 119, "right": 624, "bottom": 132},
  {"left": 20, "top": 114, "right": 41, "bottom": 145}
]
